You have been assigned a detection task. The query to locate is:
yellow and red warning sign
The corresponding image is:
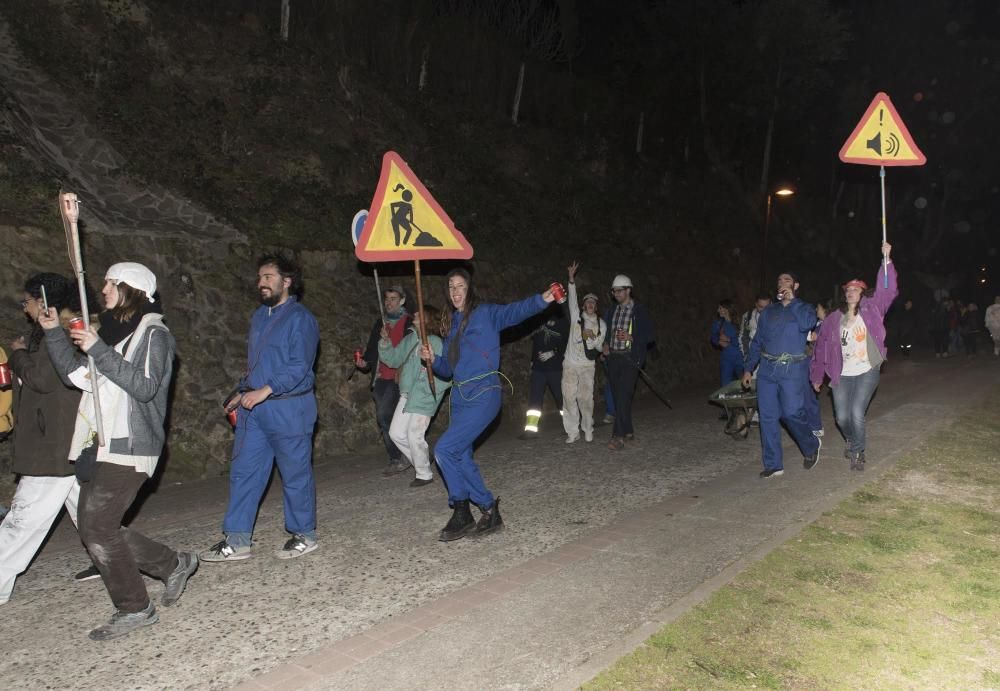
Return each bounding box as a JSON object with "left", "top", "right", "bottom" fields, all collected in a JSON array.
[
  {"left": 355, "top": 152, "right": 473, "bottom": 262},
  {"left": 839, "top": 92, "right": 926, "bottom": 166}
]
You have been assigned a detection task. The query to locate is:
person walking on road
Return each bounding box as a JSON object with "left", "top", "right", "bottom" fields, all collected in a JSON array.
[
  {"left": 355, "top": 286, "right": 412, "bottom": 475},
  {"left": 803, "top": 302, "right": 826, "bottom": 438},
  {"left": 960, "top": 302, "right": 980, "bottom": 357},
  {"left": 420, "top": 268, "right": 557, "bottom": 542},
  {"left": 520, "top": 304, "right": 569, "bottom": 438},
  {"left": 202, "top": 255, "right": 321, "bottom": 563},
  {"left": 711, "top": 298, "right": 742, "bottom": 420},
  {"left": 0, "top": 274, "right": 84, "bottom": 606},
  {"left": 985, "top": 295, "right": 1000, "bottom": 357},
  {"left": 378, "top": 305, "right": 450, "bottom": 488},
  {"left": 741, "top": 271, "right": 820, "bottom": 478},
  {"left": 561, "top": 261, "right": 606, "bottom": 443},
  {"left": 810, "top": 243, "right": 899, "bottom": 471},
  {"left": 602, "top": 275, "right": 655, "bottom": 450},
  {"left": 42, "top": 262, "right": 197, "bottom": 640}
]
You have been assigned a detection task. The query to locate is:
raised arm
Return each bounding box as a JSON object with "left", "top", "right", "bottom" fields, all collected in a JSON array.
[
  {"left": 566, "top": 261, "right": 581, "bottom": 323},
  {"left": 869, "top": 242, "right": 899, "bottom": 316},
  {"left": 490, "top": 293, "right": 549, "bottom": 332},
  {"left": 791, "top": 299, "right": 818, "bottom": 333},
  {"left": 42, "top": 325, "right": 89, "bottom": 387}
]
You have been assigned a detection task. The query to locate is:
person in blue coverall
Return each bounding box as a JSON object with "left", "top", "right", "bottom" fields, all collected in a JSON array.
[
  {"left": 201, "top": 255, "right": 321, "bottom": 561},
  {"left": 741, "top": 272, "right": 821, "bottom": 478},
  {"left": 711, "top": 298, "right": 743, "bottom": 386},
  {"left": 419, "top": 268, "right": 557, "bottom": 541}
]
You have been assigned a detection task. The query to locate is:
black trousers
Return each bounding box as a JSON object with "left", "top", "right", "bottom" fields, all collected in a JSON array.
[
  {"left": 606, "top": 354, "right": 639, "bottom": 438},
  {"left": 78, "top": 462, "right": 178, "bottom": 613},
  {"left": 373, "top": 378, "right": 402, "bottom": 462},
  {"left": 528, "top": 368, "right": 563, "bottom": 410}
]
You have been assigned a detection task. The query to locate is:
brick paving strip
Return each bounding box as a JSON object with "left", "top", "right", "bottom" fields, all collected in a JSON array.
[{"left": 233, "top": 495, "right": 703, "bottom": 690}]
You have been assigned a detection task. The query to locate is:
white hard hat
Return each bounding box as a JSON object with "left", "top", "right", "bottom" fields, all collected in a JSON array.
[{"left": 612, "top": 274, "right": 633, "bottom": 289}]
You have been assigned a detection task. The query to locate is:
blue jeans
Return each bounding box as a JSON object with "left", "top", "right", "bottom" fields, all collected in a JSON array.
[{"left": 832, "top": 368, "right": 880, "bottom": 455}]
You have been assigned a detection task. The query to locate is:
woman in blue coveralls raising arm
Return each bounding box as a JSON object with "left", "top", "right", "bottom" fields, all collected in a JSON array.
[{"left": 419, "top": 268, "right": 556, "bottom": 541}]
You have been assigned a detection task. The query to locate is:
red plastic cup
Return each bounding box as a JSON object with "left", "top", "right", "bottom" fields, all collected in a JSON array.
[
  {"left": 68, "top": 317, "right": 86, "bottom": 331},
  {"left": 226, "top": 408, "right": 238, "bottom": 428},
  {"left": 0, "top": 362, "right": 11, "bottom": 389},
  {"left": 549, "top": 282, "right": 567, "bottom": 304}
]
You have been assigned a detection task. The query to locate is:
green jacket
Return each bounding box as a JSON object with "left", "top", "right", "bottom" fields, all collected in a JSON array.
[{"left": 378, "top": 329, "right": 450, "bottom": 416}]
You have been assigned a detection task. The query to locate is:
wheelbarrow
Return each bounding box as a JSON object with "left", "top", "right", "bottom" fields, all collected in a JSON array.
[{"left": 708, "top": 379, "right": 757, "bottom": 440}]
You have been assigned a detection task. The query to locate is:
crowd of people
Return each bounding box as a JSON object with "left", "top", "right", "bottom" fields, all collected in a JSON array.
[
  {"left": 723, "top": 246, "right": 899, "bottom": 476},
  {"left": 713, "top": 242, "right": 998, "bottom": 477},
  {"left": 1, "top": 243, "right": 997, "bottom": 642}
]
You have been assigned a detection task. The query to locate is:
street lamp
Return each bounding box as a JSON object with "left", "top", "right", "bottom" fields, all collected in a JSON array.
[{"left": 760, "top": 186, "right": 795, "bottom": 293}]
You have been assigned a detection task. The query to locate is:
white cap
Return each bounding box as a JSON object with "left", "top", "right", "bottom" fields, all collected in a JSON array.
[
  {"left": 106, "top": 262, "right": 156, "bottom": 302},
  {"left": 612, "top": 274, "right": 633, "bottom": 289},
  {"left": 582, "top": 292, "right": 599, "bottom": 303}
]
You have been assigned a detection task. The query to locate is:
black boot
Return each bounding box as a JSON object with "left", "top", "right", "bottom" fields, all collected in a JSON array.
[
  {"left": 470, "top": 497, "right": 504, "bottom": 538},
  {"left": 854, "top": 451, "right": 866, "bottom": 471},
  {"left": 438, "top": 500, "right": 475, "bottom": 542}
]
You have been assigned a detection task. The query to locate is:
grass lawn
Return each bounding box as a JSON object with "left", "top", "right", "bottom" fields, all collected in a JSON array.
[{"left": 586, "top": 392, "right": 1000, "bottom": 690}]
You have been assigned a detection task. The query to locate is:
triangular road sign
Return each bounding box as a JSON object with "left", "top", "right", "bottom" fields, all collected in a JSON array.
[
  {"left": 839, "top": 92, "right": 926, "bottom": 166},
  {"left": 355, "top": 152, "right": 474, "bottom": 262}
]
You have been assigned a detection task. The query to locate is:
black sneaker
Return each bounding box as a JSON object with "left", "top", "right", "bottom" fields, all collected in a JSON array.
[
  {"left": 409, "top": 477, "right": 434, "bottom": 487},
  {"left": 89, "top": 601, "right": 159, "bottom": 641},
  {"left": 275, "top": 534, "right": 319, "bottom": 560},
  {"left": 759, "top": 468, "right": 784, "bottom": 478},
  {"left": 852, "top": 451, "right": 866, "bottom": 471},
  {"left": 75, "top": 565, "right": 101, "bottom": 582},
  {"left": 803, "top": 436, "right": 822, "bottom": 470},
  {"left": 161, "top": 552, "right": 199, "bottom": 607},
  {"left": 382, "top": 460, "right": 411, "bottom": 477}
]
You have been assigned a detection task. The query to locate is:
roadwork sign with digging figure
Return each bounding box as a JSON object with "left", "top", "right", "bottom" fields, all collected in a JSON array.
[
  {"left": 355, "top": 151, "right": 476, "bottom": 393},
  {"left": 355, "top": 151, "right": 473, "bottom": 262}
]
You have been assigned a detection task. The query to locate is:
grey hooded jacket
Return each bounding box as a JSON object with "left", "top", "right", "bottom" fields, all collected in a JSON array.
[{"left": 45, "top": 314, "right": 175, "bottom": 458}]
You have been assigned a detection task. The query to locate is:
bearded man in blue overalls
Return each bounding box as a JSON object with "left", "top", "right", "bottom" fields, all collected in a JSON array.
[
  {"left": 742, "top": 272, "right": 821, "bottom": 478},
  {"left": 201, "top": 255, "right": 321, "bottom": 561}
]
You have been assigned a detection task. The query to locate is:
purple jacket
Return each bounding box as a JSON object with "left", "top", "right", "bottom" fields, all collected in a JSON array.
[{"left": 810, "top": 262, "right": 898, "bottom": 388}]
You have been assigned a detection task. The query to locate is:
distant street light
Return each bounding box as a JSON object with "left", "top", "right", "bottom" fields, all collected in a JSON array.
[{"left": 760, "top": 186, "right": 795, "bottom": 293}]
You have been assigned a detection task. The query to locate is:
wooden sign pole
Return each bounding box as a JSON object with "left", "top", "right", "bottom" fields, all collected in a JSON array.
[{"left": 413, "top": 259, "right": 436, "bottom": 395}]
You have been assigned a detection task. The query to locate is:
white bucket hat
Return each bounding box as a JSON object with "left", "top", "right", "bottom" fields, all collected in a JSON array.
[{"left": 106, "top": 262, "right": 156, "bottom": 302}]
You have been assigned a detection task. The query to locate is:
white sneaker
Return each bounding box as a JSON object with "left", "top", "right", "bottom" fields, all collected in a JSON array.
[
  {"left": 584, "top": 429, "right": 594, "bottom": 442},
  {"left": 565, "top": 435, "right": 579, "bottom": 444}
]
